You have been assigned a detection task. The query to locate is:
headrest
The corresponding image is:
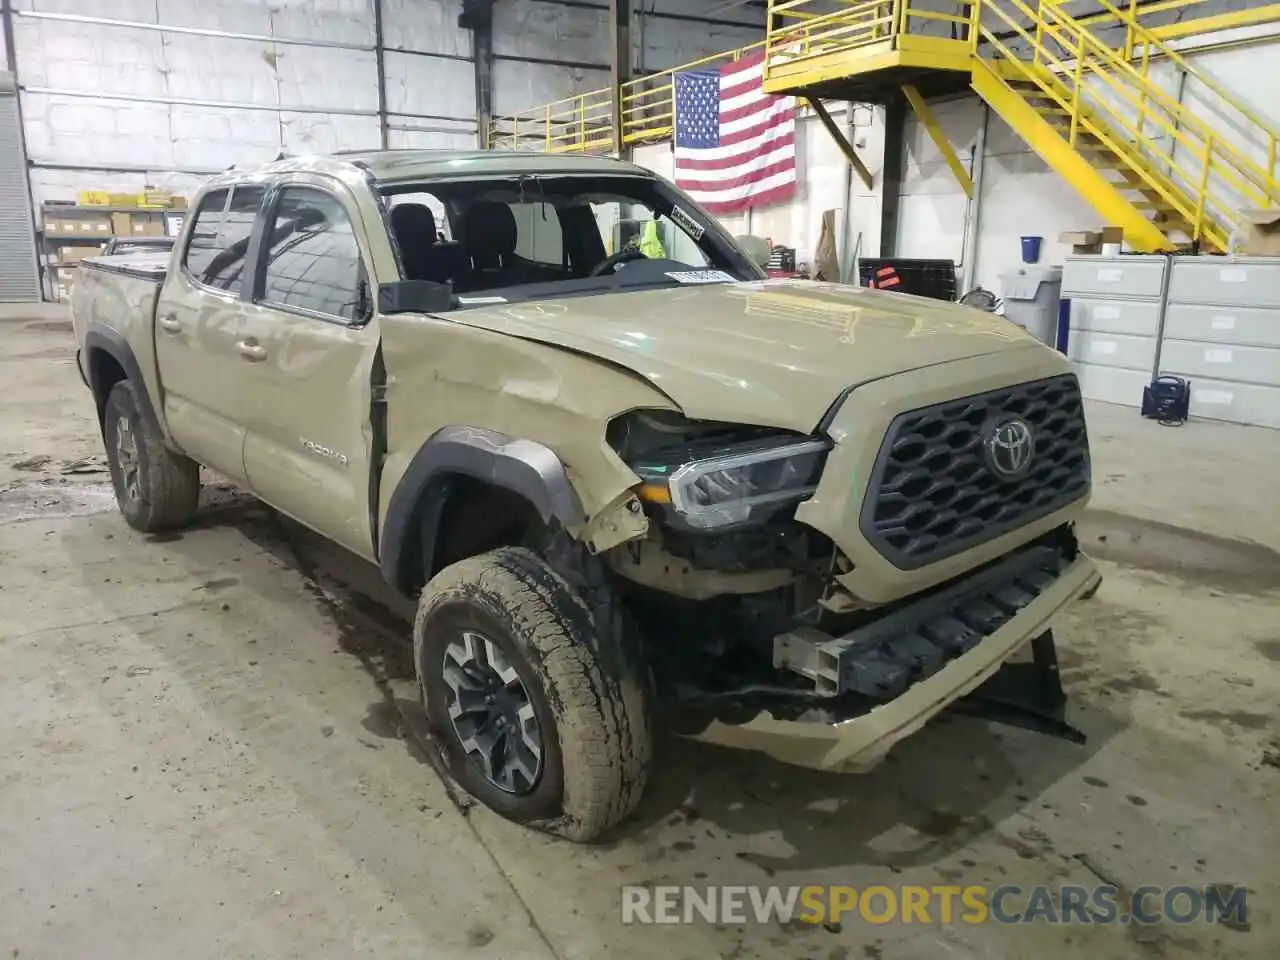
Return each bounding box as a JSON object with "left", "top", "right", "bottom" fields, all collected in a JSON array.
[
  {"left": 390, "top": 203, "right": 437, "bottom": 246},
  {"left": 463, "top": 201, "right": 518, "bottom": 261}
]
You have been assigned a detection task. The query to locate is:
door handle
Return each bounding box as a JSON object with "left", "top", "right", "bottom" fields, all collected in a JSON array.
[
  {"left": 158, "top": 315, "right": 182, "bottom": 333},
  {"left": 237, "top": 339, "right": 267, "bottom": 362}
]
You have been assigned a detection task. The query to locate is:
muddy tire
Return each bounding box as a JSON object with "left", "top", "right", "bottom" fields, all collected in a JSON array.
[
  {"left": 415, "top": 546, "right": 651, "bottom": 841},
  {"left": 103, "top": 380, "right": 200, "bottom": 532}
]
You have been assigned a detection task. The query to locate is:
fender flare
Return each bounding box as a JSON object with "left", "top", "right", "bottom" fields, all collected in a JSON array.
[
  {"left": 82, "top": 327, "right": 166, "bottom": 441},
  {"left": 379, "top": 425, "right": 586, "bottom": 593}
]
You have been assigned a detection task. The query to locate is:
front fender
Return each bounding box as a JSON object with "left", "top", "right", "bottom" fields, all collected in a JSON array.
[{"left": 379, "top": 425, "right": 586, "bottom": 593}]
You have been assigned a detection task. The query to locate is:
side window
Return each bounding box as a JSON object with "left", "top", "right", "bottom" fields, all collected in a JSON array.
[
  {"left": 204, "top": 185, "right": 264, "bottom": 293},
  {"left": 508, "top": 201, "right": 564, "bottom": 266},
  {"left": 260, "top": 186, "right": 366, "bottom": 323},
  {"left": 182, "top": 189, "right": 228, "bottom": 281}
]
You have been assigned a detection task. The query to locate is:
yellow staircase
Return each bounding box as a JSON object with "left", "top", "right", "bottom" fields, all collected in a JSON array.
[{"left": 762, "top": 0, "right": 1280, "bottom": 252}]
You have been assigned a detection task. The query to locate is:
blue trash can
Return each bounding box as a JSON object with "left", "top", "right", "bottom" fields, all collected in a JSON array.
[{"left": 1020, "top": 235, "right": 1043, "bottom": 264}]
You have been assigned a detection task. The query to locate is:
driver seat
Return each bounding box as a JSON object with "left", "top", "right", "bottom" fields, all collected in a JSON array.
[{"left": 455, "top": 201, "right": 526, "bottom": 292}]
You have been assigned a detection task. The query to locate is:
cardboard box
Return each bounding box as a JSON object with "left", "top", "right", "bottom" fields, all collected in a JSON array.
[
  {"left": 57, "top": 245, "right": 104, "bottom": 263},
  {"left": 54, "top": 265, "right": 77, "bottom": 302},
  {"left": 108, "top": 192, "right": 140, "bottom": 207},
  {"left": 169, "top": 196, "right": 188, "bottom": 211},
  {"left": 111, "top": 212, "right": 133, "bottom": 236},
  {"left": 44, "top": 217, "right": 77, "bottom": 236},
  {"left": 78, "top": 191, "right": 110, "bottom": 206},
  {"left": 1100, "top": 225, "right": 1124, "bottom": 246},
  {"left": 1059, "top": 229, "right": 1101, "bottom": 255},
  {"left": 78, "top": 215, "right": 113, "bottom": 235},
  {"left": 1238, "top": 209, "right": 1280, "bottom": 256},
  {"left": 131, "top": 218, "right": 166, "bottom": 237}
]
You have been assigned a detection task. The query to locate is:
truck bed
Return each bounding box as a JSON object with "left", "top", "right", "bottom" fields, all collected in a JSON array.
[
  {"left": 80, "top": 251, "right": 170, "bottom": 283},
  {"left": 73, "top": 254, "right": 172, "bottom": 424}
]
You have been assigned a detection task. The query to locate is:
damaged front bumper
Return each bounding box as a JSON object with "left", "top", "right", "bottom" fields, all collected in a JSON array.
[{"left": 700, "top": 546, "right": 1101, "bottom": 772}]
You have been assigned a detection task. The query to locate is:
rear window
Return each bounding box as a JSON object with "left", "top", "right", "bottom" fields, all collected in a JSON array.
[
  {"left": 181, "top": 185, "right": 264, "bottom": 294},
  {"left": 509, "top": 201, "right": 563, "bottom": 266},
  {"left": 204, "top": 186, "right": 264, "bottom": 292},
  {"left": 182, "top": 189, "right": 228, "bottom": 281}
]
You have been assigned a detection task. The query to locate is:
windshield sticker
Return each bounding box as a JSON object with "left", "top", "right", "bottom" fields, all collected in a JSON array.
[
  {"left": 669, "top": 204, "right": 705, "bottom": 241},
  {"left": 664, "top": 270, "right": 736, "bottom": 285}
]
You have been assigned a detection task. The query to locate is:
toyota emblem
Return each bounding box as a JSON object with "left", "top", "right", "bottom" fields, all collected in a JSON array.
[{"left": 984, "top": 417, "right": 1035, "bottom": 480}]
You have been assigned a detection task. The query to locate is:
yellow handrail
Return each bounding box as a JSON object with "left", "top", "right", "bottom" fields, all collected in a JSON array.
[
  {"left": 979, "top": 0, "right": 1255, "bottom": 247},
  {"left": 1062, "top": 0, "right": 1280, "bottom": 184},
  {"left": 487, "top": 0, "right": 1280, "bottom": 248}
]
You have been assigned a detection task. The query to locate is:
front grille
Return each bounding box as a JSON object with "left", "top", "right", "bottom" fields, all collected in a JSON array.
[{"left": 859, "top": 374, "right": 1089, "bottom": 569}]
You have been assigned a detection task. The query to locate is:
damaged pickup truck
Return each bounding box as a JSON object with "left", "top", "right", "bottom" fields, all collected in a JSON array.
[{"left": 73, "top": 150, "right": 1100, "bottom": 841}]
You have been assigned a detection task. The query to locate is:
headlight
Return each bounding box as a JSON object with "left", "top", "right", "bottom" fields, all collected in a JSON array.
[{"left": 632, "top": 436, "right": 828, "bottom": 530}]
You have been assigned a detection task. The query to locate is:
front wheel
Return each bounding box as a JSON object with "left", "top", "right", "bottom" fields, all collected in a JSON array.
[
  {"left": 103, "top": 380, "right": 200, "bottom": 532},
  {"left": 414, "top": 546, "right": 652, "bottom": 841}
]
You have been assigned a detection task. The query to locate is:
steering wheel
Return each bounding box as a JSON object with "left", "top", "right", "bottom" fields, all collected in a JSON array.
[{"left": 589, "top": 249, "right": 648, "bottom": 277}]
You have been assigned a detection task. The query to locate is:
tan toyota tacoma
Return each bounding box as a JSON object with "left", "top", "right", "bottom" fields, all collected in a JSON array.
[{"left": 72, "top": 150, "right": 1100, "bottom": 841}]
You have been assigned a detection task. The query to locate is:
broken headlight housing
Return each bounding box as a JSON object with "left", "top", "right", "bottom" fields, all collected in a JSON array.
[{"left": 628, "top": 432, "right": 829, "bottom": 531}]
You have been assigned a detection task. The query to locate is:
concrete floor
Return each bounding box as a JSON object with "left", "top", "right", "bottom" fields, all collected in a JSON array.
[{"left": 1, "top": 304, "right": 1278, "bottom": 959}]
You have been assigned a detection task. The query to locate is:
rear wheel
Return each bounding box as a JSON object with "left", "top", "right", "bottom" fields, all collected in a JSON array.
[
  {"left": 103, "top": 380, "right": 200, "bottom": 532},
  {"left": 415, "top": 546, "right": 652, "bottom": 841}
]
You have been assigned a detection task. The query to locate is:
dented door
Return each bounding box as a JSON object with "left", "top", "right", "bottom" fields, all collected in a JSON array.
[{"left": 237, "top": 180, "right": 381, "bottom": 559}]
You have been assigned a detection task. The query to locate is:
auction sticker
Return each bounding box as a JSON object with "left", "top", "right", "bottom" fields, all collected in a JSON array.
[{"left": 664, "top": 270, "right": 736, "bottom": 284}]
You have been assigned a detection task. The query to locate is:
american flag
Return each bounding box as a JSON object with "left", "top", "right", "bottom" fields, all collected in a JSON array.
[{"left": 673, "top": 53, "right": 797, "bottom": 215}]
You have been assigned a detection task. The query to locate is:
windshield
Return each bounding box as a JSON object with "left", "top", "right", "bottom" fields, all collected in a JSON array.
[{"left": 380, "top": 174, "right": 760, "bottom": 309}]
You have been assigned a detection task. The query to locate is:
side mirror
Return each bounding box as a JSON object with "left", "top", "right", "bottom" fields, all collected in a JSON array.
[
  {"left": 735, "top": 235, "right": 772, "bottom": 268},
  {"left": 378, "top": 280, "right": 457, "bottom": 314}
]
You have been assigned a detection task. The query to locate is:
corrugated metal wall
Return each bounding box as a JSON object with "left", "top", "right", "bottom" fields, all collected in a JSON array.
[{"left": 0, "top": 71, "right": 40, "bottom": 302}]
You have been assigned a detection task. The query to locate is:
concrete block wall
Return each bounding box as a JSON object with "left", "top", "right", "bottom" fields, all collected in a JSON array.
[
  {"left": 10, "top": 0, "right": 767, "bottom": 210},
  {"left": 636, "top": 0, "right": 765, "bottom": 73},
  {"left": 493, "top": 0, "right": 610, "bottom": 113},
  {"left": 489, "top": 0, "right": 768, "bottom": 114},
  {"left": 12, "top": 0, "right": 625, "bottom": 208}
]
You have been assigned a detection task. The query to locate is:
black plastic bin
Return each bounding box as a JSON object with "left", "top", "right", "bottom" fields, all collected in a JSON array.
[{"left": 858, "top": 258, "right": 958, "bottom": 302}]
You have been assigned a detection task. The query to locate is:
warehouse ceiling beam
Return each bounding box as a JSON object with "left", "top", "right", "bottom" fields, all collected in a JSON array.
[
  {"left": 610, "top": 0, "right": 632, "bottom": 156},
  {"left": 901, "top": 84, "right": 973, "bottom": 199},
  {"left": 805, "top": 97, "right": 873, "bottom": 190},
  {"left": 13, "top": 10, "right": 374, "bottom": 51},
  {"left": 460, "top": 0, "right": 496, "bottom": 151}
]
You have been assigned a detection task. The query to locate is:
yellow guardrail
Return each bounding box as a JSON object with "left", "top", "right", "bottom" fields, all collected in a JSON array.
[
  {"left": 487, "top": 0, "right": 1280, "bottom": 236},
  {"left": 1090, "top": 0, "right": 1280, "bottom": 182},
  {"left": 763, "top": 0, "right": 979, "bottom": 69},
  {"left": 488, "top": 86, "right": 615, "bottom": 154},
  {"left": 618, "top": 42, "right": 772, "bottom": 146},
  {"left": 982, "top": 0, "right": 1278, "bottom": 247}
]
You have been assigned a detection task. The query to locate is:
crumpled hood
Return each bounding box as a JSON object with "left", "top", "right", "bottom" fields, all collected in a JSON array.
[{"left": 443, "top": 279, "right": 1044, "bottom": 431}]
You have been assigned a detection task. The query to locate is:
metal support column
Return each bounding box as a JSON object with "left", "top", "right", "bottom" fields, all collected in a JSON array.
[
  {"left": 610, "top": 0, "right": 632, "bottom": 157},
  {"left": 880, "top": 91, "right": 907, "bottom": 259},
  {"left": 373, "top": 0, "right": 389, "bottom": 149},
  {"left": 960, "top": 104, "right": 989, "bottom": 295},
  {"left": 460, "top": 0, "right": 494, "bottom": 148}
]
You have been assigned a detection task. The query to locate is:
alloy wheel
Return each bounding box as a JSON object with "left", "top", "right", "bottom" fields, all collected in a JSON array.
[{"left": 441, "top": 630, "right": 543, "bottom": 794}]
